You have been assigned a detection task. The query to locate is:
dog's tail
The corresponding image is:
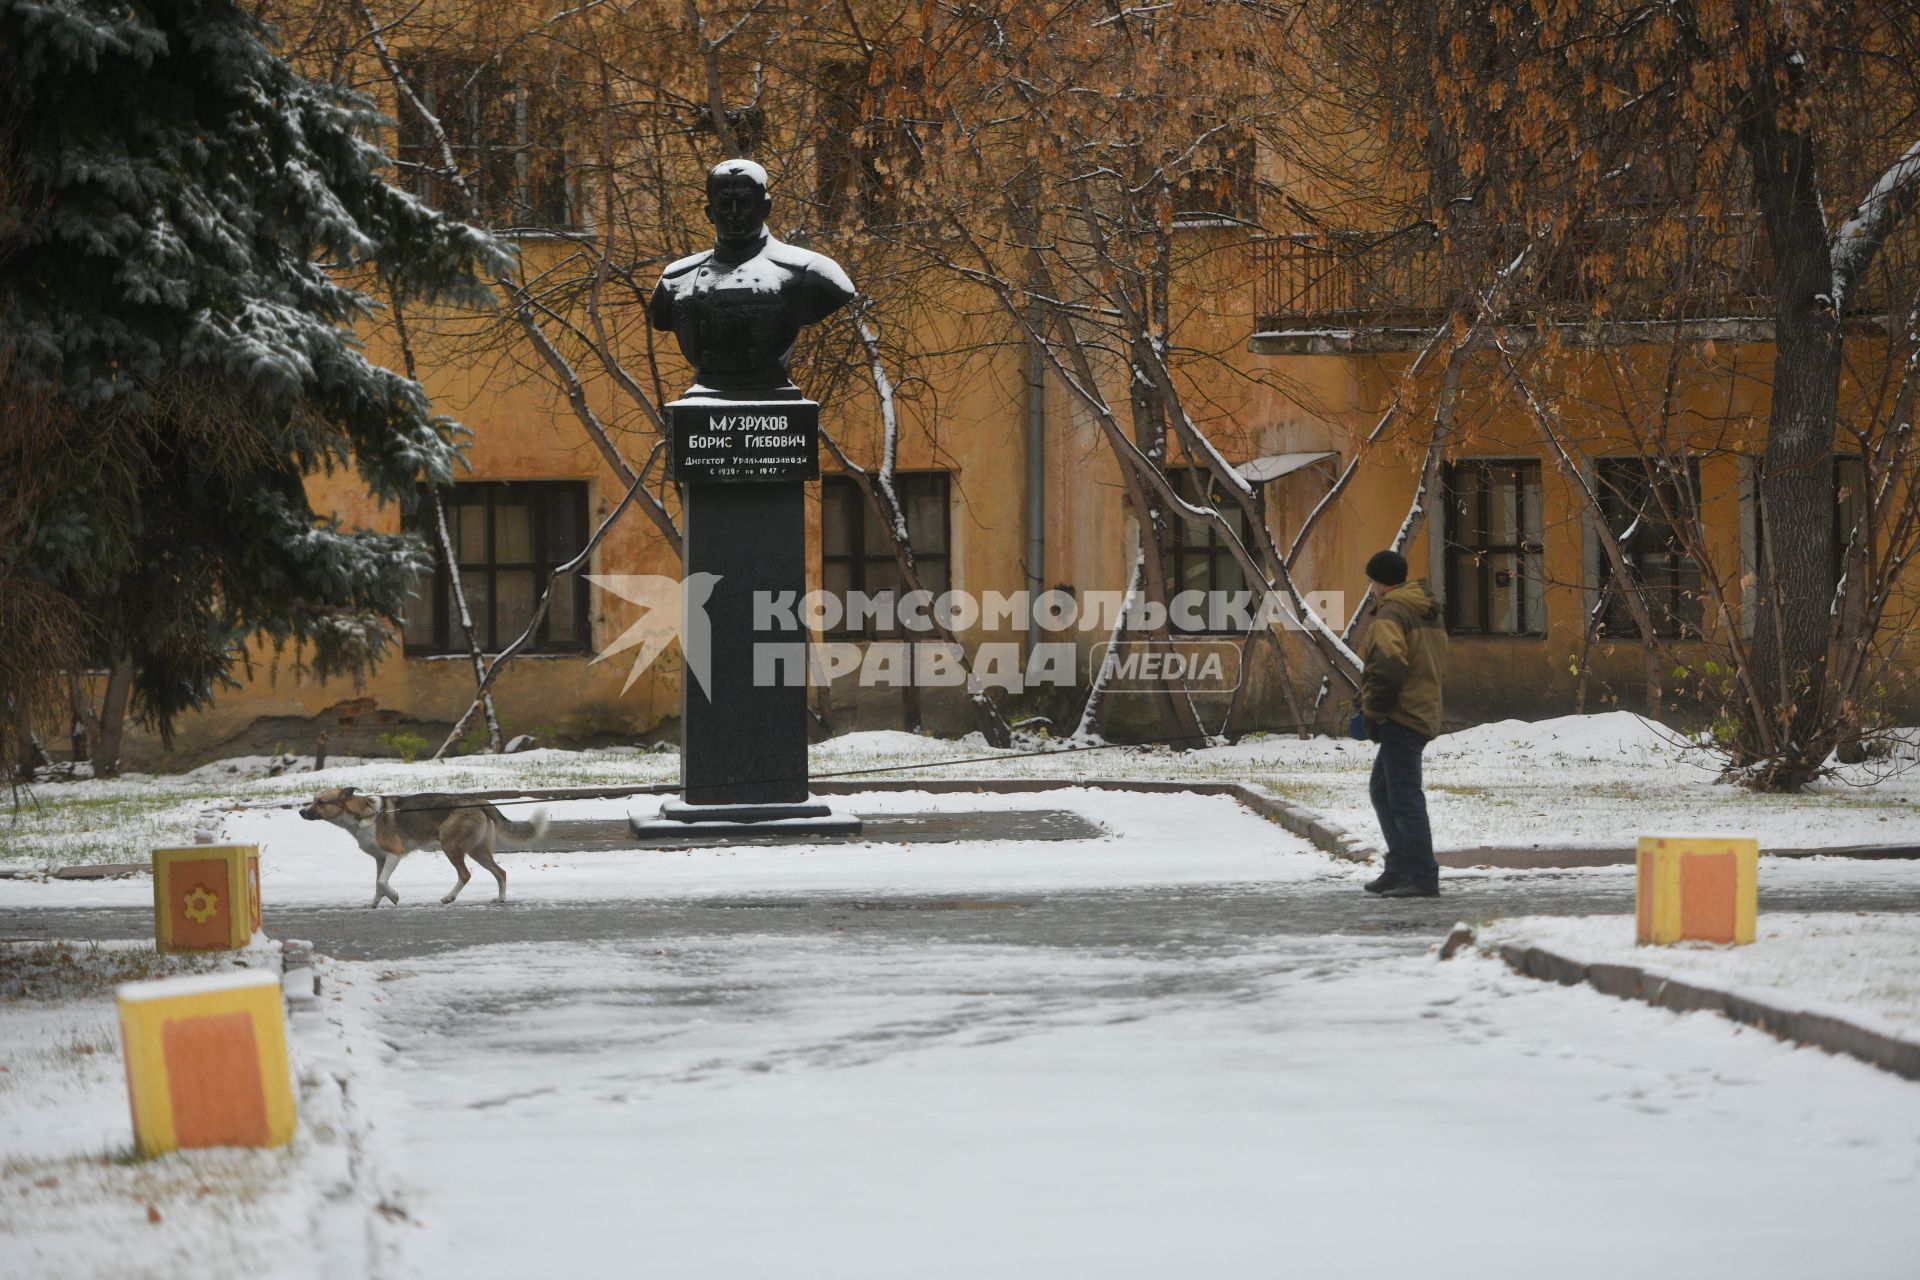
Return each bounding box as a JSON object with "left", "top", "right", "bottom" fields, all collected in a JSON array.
[{"left": 494, "top": 806, "right": 551, "bottom": 844}]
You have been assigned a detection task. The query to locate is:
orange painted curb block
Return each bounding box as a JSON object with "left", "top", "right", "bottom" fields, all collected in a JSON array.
[
  {"left": 1635, "top": 835, "right": 1758, "bottom": 945},
  {"left": 116, "top": 969, "right": 296, "bottom": 1158},
  {"left": 152, "top": 845, "right": 261, "bottom": 952}
]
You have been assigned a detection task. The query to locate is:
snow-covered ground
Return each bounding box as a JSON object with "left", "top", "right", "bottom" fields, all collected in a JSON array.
[
  {"left": 273, "top": 935, "right": 1920, "bottom": 1276},
  {"left": 810, "top": 714, "right": 1920, "bottom": 852},
  {"left": 3, "top": 750, "right": 1917, "bottom": 1275},
  {"left": 22, "top": 932, "right": 1910, "bottom": 1277},
  {"left": 0, "top": 789, "right": 1335, "bottom": 913},
  {"left": 4, "top": 780, "right": 1915, "bottom": 918},
  {"left": 19, "top": 929, "right": 1920, "bottom": 1276},
  {"left": 1205, "top": 714, "right": 1920, "bottom": 852},
  {"left": 0, "top": 746, "right": 675, "bottom": 873},
  {"left": 1478, "top": 912, "right": 1920, "bottom": 1042},
  {"left": 0, "top": 942, "right": 320, "bottom": 1278},
  {"left": 3, "top": 715, "right": 1917, "bottom": 877}
]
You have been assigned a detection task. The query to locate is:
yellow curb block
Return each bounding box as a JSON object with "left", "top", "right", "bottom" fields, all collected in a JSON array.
[
  {"left": 1636, "top": 835, "right": 1758, "bottom": 946},
  {"left": 152, "top": 845, "right": 261, "bottom": 952},
  {"left": 117, "top": 969, "right": 296, "bottom": 1158}
]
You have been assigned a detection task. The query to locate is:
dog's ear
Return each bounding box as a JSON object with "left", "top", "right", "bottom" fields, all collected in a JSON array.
[
  {"left": 342, "top": 793, "right": 378, "bottom": 819},
  {"left": 339, "top": 786, "right": 357, "bottom": 797}
]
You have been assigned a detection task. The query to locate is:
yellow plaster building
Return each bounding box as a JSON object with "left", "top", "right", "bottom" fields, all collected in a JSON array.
[{"left": 116, "top": 40, "right": 1920, "bottom": 767}]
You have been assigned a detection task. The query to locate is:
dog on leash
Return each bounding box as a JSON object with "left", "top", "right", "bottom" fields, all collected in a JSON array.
[{"left": 299, "top": 787, "right": 550, "bottom": 908}]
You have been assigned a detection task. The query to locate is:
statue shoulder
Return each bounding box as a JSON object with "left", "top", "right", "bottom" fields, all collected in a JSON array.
[
  {"left": 659, "top": 249, "right": 714, "bottom": 282},
  {"left": 763, "top": 238, "right": 855, "bottom": 294},
  {"left": 650, "top": 250, "right": 712, "bottom": 329}
]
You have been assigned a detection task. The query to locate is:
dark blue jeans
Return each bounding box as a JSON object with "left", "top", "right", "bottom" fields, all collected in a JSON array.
[{"left": 1369, "top": 720, "right": 1438, "bottom": 887}]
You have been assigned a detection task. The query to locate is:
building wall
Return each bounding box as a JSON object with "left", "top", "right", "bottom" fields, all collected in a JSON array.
[{"left": 119, "top": 224, "right": 1920, "bottom": 767}]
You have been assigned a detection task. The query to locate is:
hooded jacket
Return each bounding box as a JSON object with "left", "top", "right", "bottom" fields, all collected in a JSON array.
[{"left": 1357, "top": 579, "right": 1447, "bottom": 739}]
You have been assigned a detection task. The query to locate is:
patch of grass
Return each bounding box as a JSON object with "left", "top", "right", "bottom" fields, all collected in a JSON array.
[
  {"left": 0, "top": 941, "right": 221, "bottom": 1002},
  {"left": 0, "top": 1015, "right": 123, "bottom": 1088},
  {"left": 1, "top": 784, "right": 229, "bottom": 869},
  {"left": 377, "top": 729, "right": 431, "bottom": 763},
  {"left": 52, "top": 1023, "right": 116, "bottom": 1061},
  {"left": 1428, "top": 784, "right": 1498, "bottom": 799},
  {"left": 1, "top": 1142, "right": 294, "bottom": 1214},
  {"left": 19, "top": 839, "right": 146, "bottom": 868}
]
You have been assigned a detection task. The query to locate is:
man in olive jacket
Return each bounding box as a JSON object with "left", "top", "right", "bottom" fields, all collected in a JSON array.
[{"left": 1354, "top": 550, "right": 1446, "bottom": 897}]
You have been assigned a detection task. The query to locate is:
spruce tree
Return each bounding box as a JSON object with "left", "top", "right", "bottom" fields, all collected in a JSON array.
[{"left": 0, "top": 0, "right": 507, "bottom": 770}]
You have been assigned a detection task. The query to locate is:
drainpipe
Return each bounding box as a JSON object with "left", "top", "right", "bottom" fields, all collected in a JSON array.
[{"left": 1025, "top": 312, "right": 1046, "bottom": 656}]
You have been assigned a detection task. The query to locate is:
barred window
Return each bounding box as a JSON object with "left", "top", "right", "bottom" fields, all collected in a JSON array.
[
  {"left": 394, "top": 55, "right": 573, "bottom": 230},
  {"left": 1596, "top": 458, "right": 1703, "bottom": 639},
  {"left": 1443, "top": 460, "right": 1545, "bottom": 636},
  {"left": 1160, "top": 468, "right": 1253, "bottom": 634}
]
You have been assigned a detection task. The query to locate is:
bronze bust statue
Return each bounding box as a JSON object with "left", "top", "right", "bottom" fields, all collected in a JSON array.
[{"left": 648, "top": 160, "right": 857, "bottom": 399}]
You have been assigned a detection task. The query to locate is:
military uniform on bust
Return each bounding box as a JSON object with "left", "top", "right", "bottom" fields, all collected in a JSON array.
[{"left": 647, "top": 159, "right": 855, "bottom": 400}]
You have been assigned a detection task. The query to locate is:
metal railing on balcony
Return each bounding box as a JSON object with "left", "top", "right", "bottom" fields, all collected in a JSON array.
[{"left": 1253, "top": 217, "right": 1791, "bottom": 342}]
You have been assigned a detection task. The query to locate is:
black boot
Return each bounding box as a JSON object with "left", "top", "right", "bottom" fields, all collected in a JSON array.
[
  {"left": 1363, "top": 871, "right": 1409, "bottom": 895},
  {"left": 1378, "top": 879, "right": 1440, "bottom": 898}
]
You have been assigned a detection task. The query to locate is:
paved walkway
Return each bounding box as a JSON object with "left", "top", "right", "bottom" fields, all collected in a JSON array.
[
  {"left": 308, "top": 877, "right": 1920, "bottom": 1277},
  {"left": 7, "top": 859, "right": 1918, "bottom": 1275},
  {"left": 5, "top": 872, "right": 1916, "bottom": 960}
]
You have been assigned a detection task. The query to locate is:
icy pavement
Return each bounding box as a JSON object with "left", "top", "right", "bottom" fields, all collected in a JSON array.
[
  {"left": 334, "top": 927, "right": 1920, "bottom": 1279},
  {"left": 15, "top": 852, "right": 1920, "bottom": 959},
  {"left": 3, "top": 776, "right": 1918, "bottom": 1276}
]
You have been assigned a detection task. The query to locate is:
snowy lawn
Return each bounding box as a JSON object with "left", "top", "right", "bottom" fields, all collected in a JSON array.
[
  {"left": 1477, "top": 912, "right": 1920, "bottom": 1043},
  {"left": 0, "top": 941, "right": 324, "bottom": 1279},
  {"left": 810, "top": 714, "right": 1920, "bottom": 852},
  {"left": 2, "top": 714, "right": 1917, "bottom": 876},
  {"left": 0, "top": 747, "right": 683, "bottom": 872},
  {"left": 807, "top": 715, "right": 1920, "bottom": 854},
  {"left": 300, "top": 931, "right": 1919, "bottom": 1278},
  {"left": 0, "top": 789, "right": 1337, "bottom": 913}
]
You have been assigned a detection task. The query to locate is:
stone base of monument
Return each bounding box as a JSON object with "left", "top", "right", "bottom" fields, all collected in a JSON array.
[{"left": 629, "top": 797, "right": 863, "bottom": 841}]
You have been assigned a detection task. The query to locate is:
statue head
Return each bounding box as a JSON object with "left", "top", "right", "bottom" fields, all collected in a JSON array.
[{"left": 705, "top": 159, "right": 772, "bottom": 246}]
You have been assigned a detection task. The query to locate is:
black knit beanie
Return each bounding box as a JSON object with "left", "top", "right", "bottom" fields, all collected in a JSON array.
[{"left": 1365, "top": 550, "right": 1408, "bottom": 586}]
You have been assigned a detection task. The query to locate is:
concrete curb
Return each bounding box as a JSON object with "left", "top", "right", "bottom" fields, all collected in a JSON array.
[
  {"left": 1223, "top": 784, "right": 1370, "bottom": 864},
  {"left": 1484, "top": 934, "right": 1920, "bottom": 1083},
  {"left": 1441, "top": 843, "right": 1920, "bottom": 869}
]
